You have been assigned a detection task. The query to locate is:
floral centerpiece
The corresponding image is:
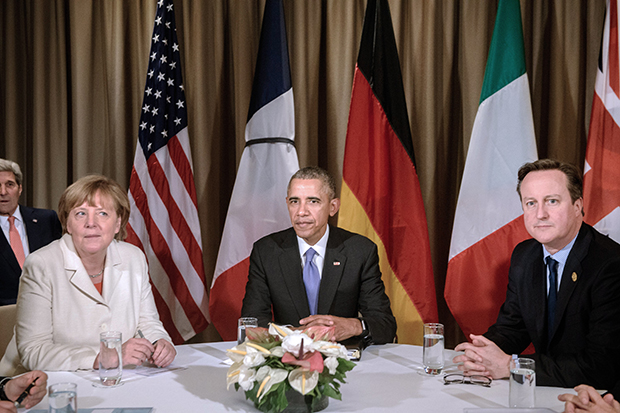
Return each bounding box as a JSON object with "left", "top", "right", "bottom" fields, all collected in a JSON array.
[{"left": 226, "top": 323, "right": 356, "bottom": 413}]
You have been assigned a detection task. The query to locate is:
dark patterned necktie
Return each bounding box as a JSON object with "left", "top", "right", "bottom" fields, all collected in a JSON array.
[{"left": 546, "top": 256, "right": 559, "bottom": 339}]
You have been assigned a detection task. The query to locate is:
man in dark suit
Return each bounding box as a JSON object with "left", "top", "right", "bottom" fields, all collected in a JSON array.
[
  {"left": 454, "top": 159, "right": 620, "bottom": 390},
  {"left": 0, "top": 159, "right": 62, "bottom": 306},
  {"left": 241, "top": 166, "right": 396, "bottom": 345}
]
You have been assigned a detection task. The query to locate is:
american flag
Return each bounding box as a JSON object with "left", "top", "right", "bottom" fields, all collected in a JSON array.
[{"left": 126, "top": 0, "right": 209, "bottom": 344}]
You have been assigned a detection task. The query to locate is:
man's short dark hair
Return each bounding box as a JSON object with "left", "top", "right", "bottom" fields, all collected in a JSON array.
[
  {"left": 517, "top": 159, "right": 583, "bottom": 205},
  {"left": 287, "top": 166, "right": 337, "bottom": 200}
]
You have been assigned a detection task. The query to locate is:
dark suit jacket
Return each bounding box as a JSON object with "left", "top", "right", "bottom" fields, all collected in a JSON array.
[
  {"left": 0, "top": 205, "right": 62, "bottom": 305},
  {"left": 241, "top": 225, "right": 396, "bottom": 345},
  {"left": 484, "top": 223, "right": 620, "bottom": 389}
]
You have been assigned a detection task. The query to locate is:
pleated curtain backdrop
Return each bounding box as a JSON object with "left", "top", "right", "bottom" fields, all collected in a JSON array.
[{"left": 0, "top": 0, "right": 605, "bottom": 345}]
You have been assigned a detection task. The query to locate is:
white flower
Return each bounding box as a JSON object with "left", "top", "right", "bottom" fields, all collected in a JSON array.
[
  {"left": 226, "top": 361, "right": 244, "bottom": 390},
  {"left": 289, "top": 368, "right": 319, "bottom": 395},
  {"left": 315, "top": 341, "right": 349, "bottom": 359},
  {"left": 254, "top": 366, "right": 288, "bottom": 400},
  {"left": 324, "top": 356, "right": 339, "bottom": 375},
  {"left": 226, "top": 343, "right": 248, "bottom": 364},
  {"left": 269, "top": 323, "right": 295, "bottom": 338},
  {"left": 270, "top": 346, "right": 286, "bottom": 358},
  {"left": 281, "top": 332, "right": 316, "bottom": 356},
  {"left": 243, "top": 346, "right": 266, "bottom": 367},
  {"left": 238, "top": 365, "right": 257, "bottom": 391}
]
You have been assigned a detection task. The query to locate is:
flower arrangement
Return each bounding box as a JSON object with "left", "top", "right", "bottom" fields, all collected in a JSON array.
[{"left": 226, "top": 323, "right": 356, "bottom": 413}]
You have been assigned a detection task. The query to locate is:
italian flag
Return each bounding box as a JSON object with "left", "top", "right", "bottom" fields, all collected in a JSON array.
[
  {"left": 444, "top": 0, "right": 538, "bottom": 339},
  {"left": 339, "top": 0, "right": 437, "bottom": 345}
]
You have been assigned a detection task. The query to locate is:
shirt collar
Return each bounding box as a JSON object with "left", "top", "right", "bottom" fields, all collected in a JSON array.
[
  {"left": 0, "top": 205, "right": 23, "bottom": 225},
  {"left": 297, "top": 225, "right": 330, "bottom": 259},
  {"left": 543, "top": 232, "right": 578, "bottom": 267}
]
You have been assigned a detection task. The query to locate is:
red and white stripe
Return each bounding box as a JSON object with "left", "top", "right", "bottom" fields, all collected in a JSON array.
[
  {"left": 127, "top": 128, "right": 209, "bottom": 344},
  {"left": 583, "top": 0, "right": 620, "bottom": 243}
]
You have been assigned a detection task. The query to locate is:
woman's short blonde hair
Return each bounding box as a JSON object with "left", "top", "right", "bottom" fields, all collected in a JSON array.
[{"left": 58, "top": 175, "right": 130, "bottom": 240}]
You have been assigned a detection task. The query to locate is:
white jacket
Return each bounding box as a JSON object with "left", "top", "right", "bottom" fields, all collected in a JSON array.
[{"left": 14, "top": 234, "right": 171, "bottom": 371}]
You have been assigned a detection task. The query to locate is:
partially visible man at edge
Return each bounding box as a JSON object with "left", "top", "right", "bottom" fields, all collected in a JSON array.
[
  {"left": 241, "top": 166, "right": 396, "bottom": 345},
  {"left": 0, "top": 159, "right": 62, "bottom": 305},
  {"left": 453, "top": 159, "right": 620, "bottom": 390}
]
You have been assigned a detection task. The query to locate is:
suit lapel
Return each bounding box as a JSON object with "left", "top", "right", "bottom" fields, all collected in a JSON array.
[
  {"left": 319, "top": 230, "right": 346, "bottom": 314},
  {"left": 62, "top": 235, "right": 106, "bottom": 305},
  {"left": 530, "top": 251, "right": 546, "bottom": 344},
  {"left": 101, "top": 241, "right": 122, "bottom": 301},
  {"left": 550, "top": 226, "right": 590, "bottom": 341},
  {"left": 278, "top": 230, "right": 309, "bottom": 318},
  {"left": 0, "top": 229, "right": 21, "bottom": 274},
  {"left": 21, "top": 206, "right": 43, "bottom": 251}
]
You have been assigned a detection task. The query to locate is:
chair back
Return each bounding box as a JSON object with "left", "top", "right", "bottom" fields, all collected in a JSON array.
[{"left": 0, "top": 304, "right": 17, "bottom": 360}]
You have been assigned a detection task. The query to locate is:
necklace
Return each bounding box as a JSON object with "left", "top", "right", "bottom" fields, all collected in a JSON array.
[{"left": 88, "top": 268, "right": 104, "bottom": 279}]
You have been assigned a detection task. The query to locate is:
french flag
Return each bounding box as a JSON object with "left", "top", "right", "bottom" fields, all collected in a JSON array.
[{"left": 209, "top": 0, "right": 300, "bottom": 340}]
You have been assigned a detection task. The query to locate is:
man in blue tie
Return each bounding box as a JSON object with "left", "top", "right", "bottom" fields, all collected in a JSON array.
[
  {"left": 241, "top": 166, "right": 396, "bottom": 345},
  {"left": 453, "top": 159, "right": 620, "bottom": 390}
]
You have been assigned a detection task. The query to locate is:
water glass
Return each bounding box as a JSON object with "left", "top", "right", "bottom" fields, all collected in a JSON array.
[
  {"left": 99, "top": 331, "right": 123, "bottom": 386},
  {"left": 48, "top": 382, "right": 77, "bottom": 413},
  {"left": 509, "top": 357, "right": 536, "bottom": 407},
  {"left": 237, "top": 317, "right": 258, "bottom": 345},
  {"left": 423, "top": 323, "right": 444, "bottom": 374}
]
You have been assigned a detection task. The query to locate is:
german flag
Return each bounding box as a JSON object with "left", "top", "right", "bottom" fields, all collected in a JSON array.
[{"left": 339, "top": 0, "right": 437, "bottom": 345}]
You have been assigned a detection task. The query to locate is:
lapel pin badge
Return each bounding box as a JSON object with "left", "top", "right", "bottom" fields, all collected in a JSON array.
[
  {"left": 333, "top": 261, "right": 340, "bottom": 266},
  {"left": 572, "top": 272, "right": 577, "bottom": 282},
  {"left": 32, "top": 219, "right": 38, "bottom": 223}
]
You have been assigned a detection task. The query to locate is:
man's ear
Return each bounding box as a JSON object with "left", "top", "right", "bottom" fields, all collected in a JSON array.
[{"left": 330, "top": 198, "right": 340, "bottom": 217}]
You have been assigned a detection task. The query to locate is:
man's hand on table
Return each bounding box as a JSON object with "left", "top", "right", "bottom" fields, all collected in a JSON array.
[
  {"left": 559, "top": 385, "right": 620, "bottom": 413},
  {"left": 299, "top": 315, "right": 363, "bottom": 341},
  {"left": 453, "top": 334, "right": 511, "bottom": 379}
]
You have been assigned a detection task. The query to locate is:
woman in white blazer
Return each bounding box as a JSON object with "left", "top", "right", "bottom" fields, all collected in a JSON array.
[{"left": 14, "top": 175, "right": 176, "bottom": 371}]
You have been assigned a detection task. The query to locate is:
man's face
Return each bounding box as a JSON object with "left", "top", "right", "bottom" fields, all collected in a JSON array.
[
  {"left": 520, "top": 169, "right": 583, "bottom": 254},
  {"left": 0, "top": 171, "right": 22, "bottom": 216},
  {"left": 287, "top": 178, "right": 340, "bottom": 246}
]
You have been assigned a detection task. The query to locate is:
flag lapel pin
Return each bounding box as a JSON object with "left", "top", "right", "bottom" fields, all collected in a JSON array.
[{"left": 333, "top": 261, "right": 340, "bottom": 266}]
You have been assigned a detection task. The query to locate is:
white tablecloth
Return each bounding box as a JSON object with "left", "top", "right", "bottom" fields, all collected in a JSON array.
[{"left": 25, "top": 341, "right": 571, "bottom": 412}]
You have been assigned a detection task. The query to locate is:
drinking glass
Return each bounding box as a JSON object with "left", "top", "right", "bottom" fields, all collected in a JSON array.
[
  {"left": 237, "top": 317, "right": 258, "bottom": 345},
  {"left": 422, "top": 323, "right": 444, "bottom": 375},
  {"left": 509, "top": 357, "right": 536, "bottom": 407},
  {"left": 99, "top": 331, "right": 123, "bottom": 387},
  {"left": 48, "top": 382, "right": 77, "bottom": 413}
]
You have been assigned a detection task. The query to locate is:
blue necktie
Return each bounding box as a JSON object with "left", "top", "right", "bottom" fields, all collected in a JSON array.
[
  {"left": 303, "top": 248, "right": 320, "bottom": 315},
  {"left": 546, "top": 257, "right": 559, "bottom": 339}
]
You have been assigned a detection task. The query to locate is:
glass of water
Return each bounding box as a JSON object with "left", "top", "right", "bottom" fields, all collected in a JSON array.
[
  {"left": 48, "top": 382, "right": 77, "bottom": 413},
  {"left": 422, "top": 323, "right": 444, "bottom": 375},
  {"left": 99, "top": 331, "right": 123, "bottom": 387},
  {"left": 509, "top": 357, "right": 536, "bottom": 407},
  {"left": 237, "top": 317, "right": 258, "bottom": 345}
]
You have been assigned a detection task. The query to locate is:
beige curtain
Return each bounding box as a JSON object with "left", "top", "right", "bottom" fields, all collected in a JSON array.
[{"left": 0, "top": 0, "right": 606, "bottom": 345}]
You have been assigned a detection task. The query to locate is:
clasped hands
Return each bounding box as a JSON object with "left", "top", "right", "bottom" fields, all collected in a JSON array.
[
  {"left": 452, "top": 334, "right": 512, "bottom": 379},
  {"left": 558, "top": 385, "right": 620, "bottom": 413},
  {"left": 298, "top": 315, "right": 363, "bottom": 341},
  {"left": 93, "top": 337, "right": 176, "bottom": 369}
]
